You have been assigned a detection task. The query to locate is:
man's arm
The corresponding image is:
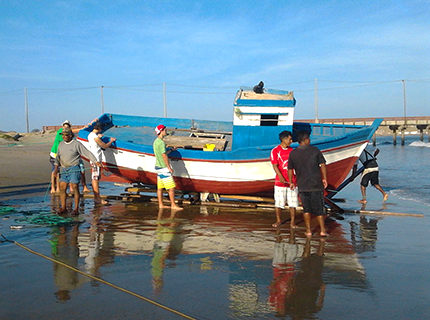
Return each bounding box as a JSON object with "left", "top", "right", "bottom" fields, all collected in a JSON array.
[
  {"left": 272, "top": 164, "right": 286, "bottom": 184},
  {"left": 94, "top": 136, "right": 116, "bottom": 149},
  {"left": 162, "top": 153, "right": 173, "bottom": 173},
  {"left": 320, "top": 163, "right": 328, "bottom": 189},
  {"left": 77, "top": 142, "right": 102, "bottom": 166},
  {"left": 288, "top": 169, "right": 296, "bottom": 190}
]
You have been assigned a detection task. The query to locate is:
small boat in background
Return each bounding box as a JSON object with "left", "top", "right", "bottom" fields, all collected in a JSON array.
[{"left": 77, "top": 87, "right": 382, "bottom": 198}]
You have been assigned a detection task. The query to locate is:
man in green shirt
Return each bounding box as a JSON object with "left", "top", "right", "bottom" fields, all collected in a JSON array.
[{"left": 153, "top": 124, "right": 182, "bottom": 210}]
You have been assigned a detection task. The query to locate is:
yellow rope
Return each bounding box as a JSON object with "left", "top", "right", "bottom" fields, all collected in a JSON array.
[{"left": 3, "top": 236, "right": 197, "bottom": 320}]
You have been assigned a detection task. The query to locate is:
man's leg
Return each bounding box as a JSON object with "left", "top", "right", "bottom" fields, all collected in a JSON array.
[
  {"left": 358, "top": 185, "right": 367, "bottom": 203},
  {"left": 168, "top": 188, "right": 182, "bottom": 210},
  {"left": 303, "top": 212, "right": 312, "bottom": 236},
  {"left": 81, "top": 172, "right": 91, "bottom": 193},
  {"left": 317, "top": 215, "right": 328, "bottom": 236},
  {"left": 70, "top": 183, "right": 80, "bottom": 214},
  {"left": 91, "top": 164, "right": 107, "bottom": 205},
  {"left": 374, "top": 184, "right": 388, "bottom": 201},
  {"left": 289, "top": 207, "right": 297, "bottom": 228},
  {"left": 51, "top": 171, "right": 57, "bottom": 193},
  {"left": 58, "top": 181, "right": 68, "bottom": 213},
  {"left": 92, "top": 179, "right": 102, "bottom": 203},
  {"left": 287, "top": 188, "right": 298, "bottom": 228},
  {"left": 273, "top": 186, "right": 286, "bottom": 228},
  {"left": 273, "top": 207, "right": 282, "bottom": 228},
  {"left": 157, "top": 188, "right": 167, "bottom": 208}
]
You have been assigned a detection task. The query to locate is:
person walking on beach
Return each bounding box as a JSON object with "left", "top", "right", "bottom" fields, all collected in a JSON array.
[
  {"left": 50, "top": 120, "right": 91, "bottom": 194},
  {"left": 87, "top": 122, "right": 116, "bottom": 205},
  {"left": 153, "top": 124, "right": 182, "bottom": 210},
  {"left": 270, "top": 130, "right": 299, "bottom": 229},
  {"left": 358, "top": 148, "right": 388, "bottom": 204},
  {"left": 54, "top": 129, "right": 101, "bottom": 215},
  {"left": 288, "top": 131, "right": 328, "bottom": 237}
]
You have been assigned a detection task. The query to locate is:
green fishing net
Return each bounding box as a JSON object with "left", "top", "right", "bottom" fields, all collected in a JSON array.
[
  {"left": 15, "top": 212, "right": 81, "bottom": 227},
  {"left": 0, "top": 207, "right": 16, "bottom": 214}
]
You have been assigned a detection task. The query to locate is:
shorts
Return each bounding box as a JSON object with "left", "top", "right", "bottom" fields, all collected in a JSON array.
[
  {"left": 59, "top": 165, "right": 81, "bottom": 184},
  {"left": 156, "top": 167, "right": 176, "bottom": 190},
  {"left": 361, "top": 171, "right": 379, "bottom": 187},
  {"left": 91, "top": 161, "right": 101, "bottom": 180},
  {"left": 49, "top": 156, "right": 56, "bottom": 172},
  {"left": 299, "top": 191, "right": 326, "bottom": 216},
  {"left": 274, "top": 186, "right": 299, "bottom": 209}
]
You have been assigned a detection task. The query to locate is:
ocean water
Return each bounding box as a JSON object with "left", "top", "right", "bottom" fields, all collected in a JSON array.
[{"left": 1, "top": 136, "right": 430, "bottom": 319}]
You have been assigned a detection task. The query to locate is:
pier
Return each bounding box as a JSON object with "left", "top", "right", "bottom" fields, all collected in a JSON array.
[{"left": 297, "top": 116, "right": 430, "bottom": 145}]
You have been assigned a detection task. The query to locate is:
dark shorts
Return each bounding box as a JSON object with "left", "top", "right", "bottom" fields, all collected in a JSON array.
[
  {"left": 361, "top": 171, "right": 379, "bottom": 187},
  {"left": 299, "top": 191, "right": 326, "bottom": 216}
]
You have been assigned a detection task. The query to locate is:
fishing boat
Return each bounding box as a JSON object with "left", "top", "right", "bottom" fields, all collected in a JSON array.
[{"left": 77, "top": 87, "right": 382, "bottom": 198}]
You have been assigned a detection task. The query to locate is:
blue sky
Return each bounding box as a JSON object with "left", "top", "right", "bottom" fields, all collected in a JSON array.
[{"left": 1, "top": 0, "right": 429, "bottom": 132}]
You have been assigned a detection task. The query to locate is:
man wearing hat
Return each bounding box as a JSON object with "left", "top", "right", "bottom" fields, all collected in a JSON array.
[
  {"left": 54, "top": 128, "right": 101, "bottom": 215},
  {"left": 153, "top": 125, "right": 182, "bottom": 210}
]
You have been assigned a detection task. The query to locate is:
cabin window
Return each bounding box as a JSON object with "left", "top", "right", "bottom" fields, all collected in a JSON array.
[{"left": 260, "top": 114, "right": 279, "bottom": 126}]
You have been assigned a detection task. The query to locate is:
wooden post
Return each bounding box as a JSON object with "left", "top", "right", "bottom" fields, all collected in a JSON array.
[
  {"left": 417, "top": 125, "right": 427, "bottom": 142},
  {"left": 401, "top": 130, "right": 405, "bottom": 146},
  {"left": 389, "top": 125, "right": 399, "bottom": 146},
  {"left": 372, "top": 133, "right": 376, "bottom": 146}
]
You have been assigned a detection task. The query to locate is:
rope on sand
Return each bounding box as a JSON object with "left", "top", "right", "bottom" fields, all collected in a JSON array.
[{"left": 0, "top": 233, "right": 197, "bottom": 320}]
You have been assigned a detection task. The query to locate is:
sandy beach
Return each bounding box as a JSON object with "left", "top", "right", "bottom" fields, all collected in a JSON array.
[{"left": 0, "top": 131, "right": 57, "bottom": 198}]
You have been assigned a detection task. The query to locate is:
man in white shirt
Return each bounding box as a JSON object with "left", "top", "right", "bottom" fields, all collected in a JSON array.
[{"left": 87, "top": 122, "right": 116, "bottom": 205}]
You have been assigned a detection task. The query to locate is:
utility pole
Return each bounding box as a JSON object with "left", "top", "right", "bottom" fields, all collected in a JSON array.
[
  {"left": 402, "top": 80, "right": 407, "bottom": 123},
  {"left": 101, "top": 86, "right": 105, "bottom": 114},
  {"left": 24, "top": 87, "right": 29, "bottom": 133},
  {"left": 401, "top": 79, "right": 407, "bottom": 146},
  {"left": 314, "top": 78, "right": 319, "bottom": 123},
  {"left": 163, "top": 82, "right": 167, "bottom": 118}
]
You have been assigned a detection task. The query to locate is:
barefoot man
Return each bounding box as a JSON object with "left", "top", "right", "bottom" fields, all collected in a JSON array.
[
  {"left": 153, "top": 124, "right": 182, "bottom": 210},
  {"left": 270, "top": 130, "right": 299, "bottom": 229},
  {"left": 288, "top": 131, "right": 328, "bottom": 237},
  {"left": 87, "top": 122, "right": 116, "bottom": 205},
  {"left": 54, "top": 129, "right": 101, "bottom": 215},
  {"left": 358, "top": 148, "right": 388, "bottom": 204}
]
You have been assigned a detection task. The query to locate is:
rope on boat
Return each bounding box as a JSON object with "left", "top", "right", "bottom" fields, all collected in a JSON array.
[{"left": 0, "top": 233, "right": 197, "bottom": 320}]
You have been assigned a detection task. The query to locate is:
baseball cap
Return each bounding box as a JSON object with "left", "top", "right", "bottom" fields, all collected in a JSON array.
[
  {"left": 155, "top": 124, "right": 166, "bottom": 135},
  {"left": 62, "top": 120, "right": 71, "bottom": 126}
]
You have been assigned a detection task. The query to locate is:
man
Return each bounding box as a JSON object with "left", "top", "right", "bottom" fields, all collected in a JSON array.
[
  {"left": 270, "top": 131, "right": 299, "bottom": 228},
  {"left": 288, "top": 131, "right": 328, "bottom": 237},
  {"left": 358, "top": 149, "right": 388, "bottom": 204},
  {"left": 50, "top": 120, "right": 91, "bottom": 193},
  {"left": 153, "top": 124, "right": 182, "bottom": 210},
  {"left": 54, "top": 129, "right": 101, "bottom": 215},
  {"left": 87, "top": 122, "right": 116, "bottom": 205}
]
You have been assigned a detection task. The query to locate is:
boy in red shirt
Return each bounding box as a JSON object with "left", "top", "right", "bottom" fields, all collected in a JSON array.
[{"left": 270, "top": 131, "right": 298, "bottom": 229}]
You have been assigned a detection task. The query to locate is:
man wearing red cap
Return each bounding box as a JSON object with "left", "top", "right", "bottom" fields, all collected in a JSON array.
[{"left": 153, "top": 125, "right": 182, "bottom": 210}]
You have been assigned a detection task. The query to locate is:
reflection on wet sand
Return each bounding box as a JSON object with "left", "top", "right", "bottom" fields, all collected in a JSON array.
[
  {"left": 51, "top": 224, "right": 84, "bottom": 301},
  {"left": 151, "top": 208, "right": 185, "bottom": 294},
  {"left": 47, "top": 203, "right": 371, "bottom": 318}
]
